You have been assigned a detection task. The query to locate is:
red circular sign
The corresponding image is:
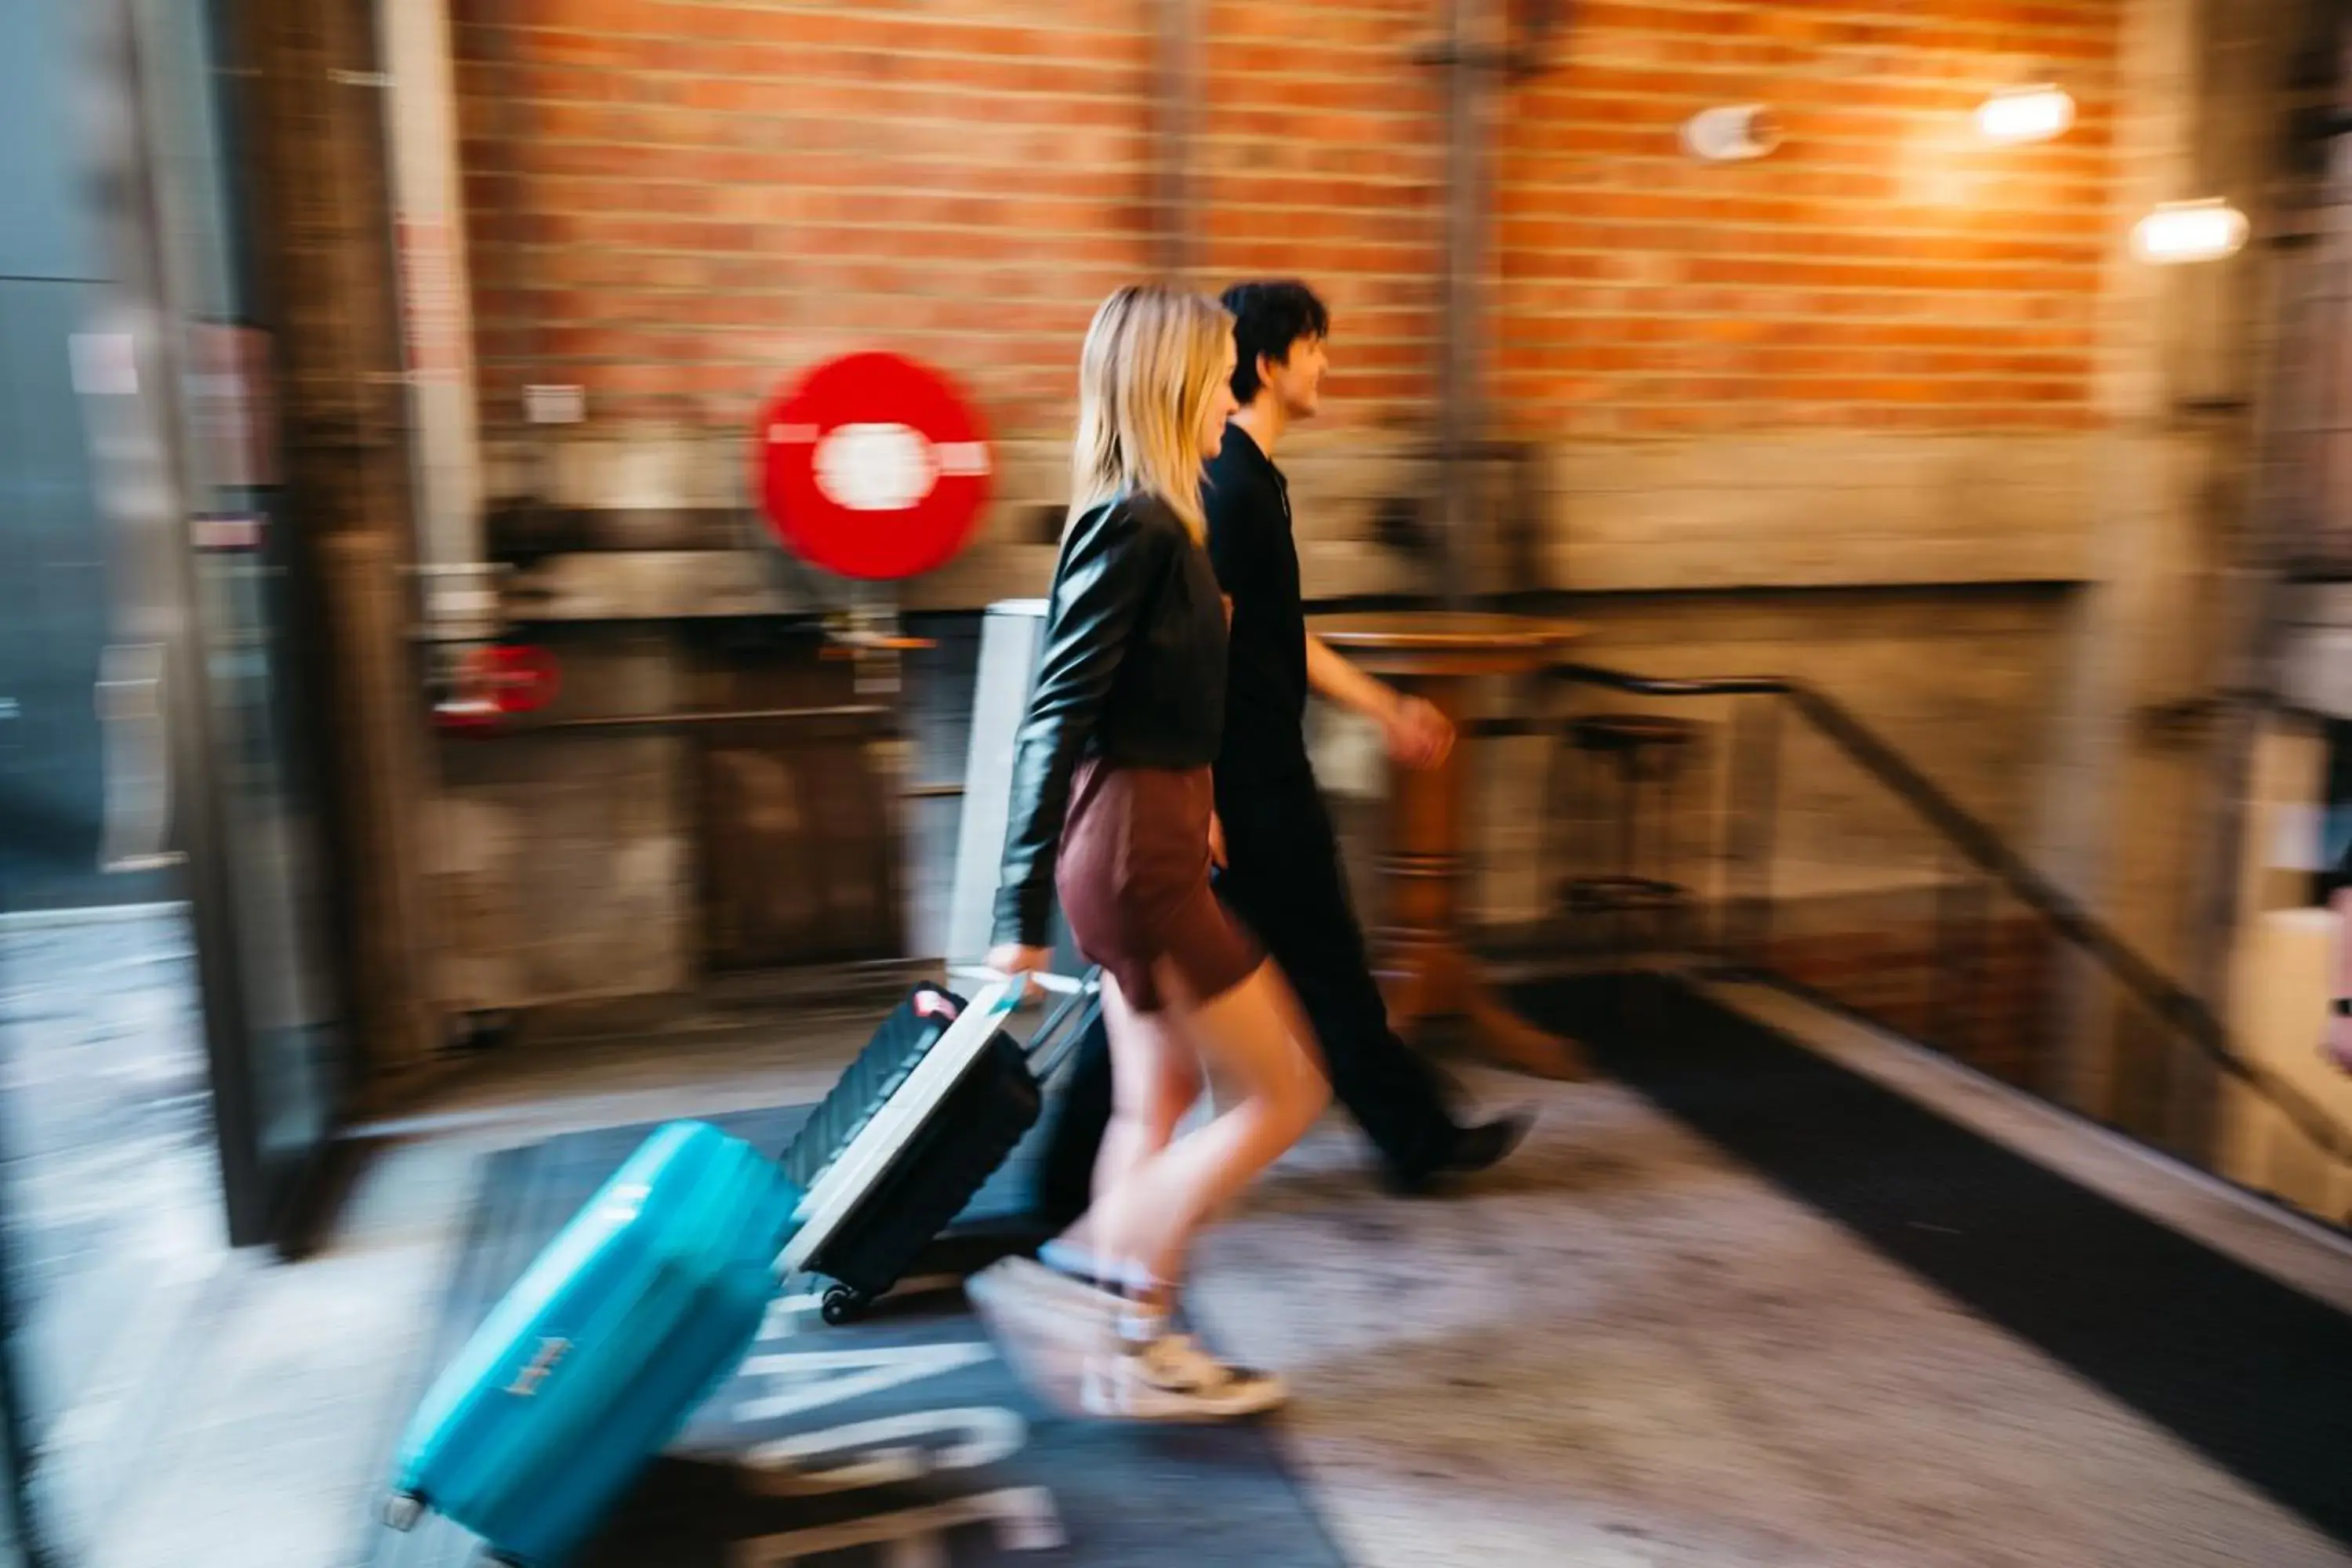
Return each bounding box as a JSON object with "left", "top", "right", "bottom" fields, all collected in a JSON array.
[
  {"left": 756, "top": 352, "right": 993, "bottom": 581},
  {"left": 436, "top": 644, "right": 562, "bottom": 734}
]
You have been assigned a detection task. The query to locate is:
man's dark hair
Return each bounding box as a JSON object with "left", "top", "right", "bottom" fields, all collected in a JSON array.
[{"left": 1221, "top": 280, "right": 1330, "bottom": 404}]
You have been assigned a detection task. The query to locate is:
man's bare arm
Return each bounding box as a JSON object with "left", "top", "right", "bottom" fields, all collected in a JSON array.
[
  {"left": 1305, "top": 631, "right": 1401, "bottom": 724},
  {"left": 1305, "top": 632, "right": 1453, "bottom": 769}
]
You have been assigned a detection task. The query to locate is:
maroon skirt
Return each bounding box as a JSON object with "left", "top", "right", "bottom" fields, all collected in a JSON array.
[{"left": 1054, "top": 760, "right": 1262, "bottom": 1014}]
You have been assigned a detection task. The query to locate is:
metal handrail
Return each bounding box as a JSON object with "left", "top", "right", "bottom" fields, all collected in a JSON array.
[
  {"left": 1545, "top": 661, "right": 2352, "bottom": 1165},
  {"left": 528, "top": 704, "right": 894, "bottom": 734},
  {"left": 2141, "top": 687, "right": 2346, "bottom": 735}
]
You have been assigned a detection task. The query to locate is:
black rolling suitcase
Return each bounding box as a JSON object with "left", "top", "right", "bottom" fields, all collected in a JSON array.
[
  {"left": 782, "top": 972, "right": 1097, "bottom": 1323},
  {"left": 1032, "top": 1000, "right": 1113, "bottom": 1233}
]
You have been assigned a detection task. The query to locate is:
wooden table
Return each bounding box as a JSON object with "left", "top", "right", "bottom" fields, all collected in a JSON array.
[{"left": 1315, "top": 611, "right": 1591, "bottom": 1080}]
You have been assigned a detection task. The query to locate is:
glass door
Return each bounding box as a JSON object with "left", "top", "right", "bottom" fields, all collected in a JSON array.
[
  {"left": 0, "top": 2, "right": 229, "bottom": 1559},
  {"left": 0, "top": 0, "right": 357, "bottom": 1553}
]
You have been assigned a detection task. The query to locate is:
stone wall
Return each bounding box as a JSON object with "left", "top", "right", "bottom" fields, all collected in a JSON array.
[
  {"left": 433, "top": 731, "right": 691, "bottom": 1011},
  {"left": 427, "top": 630, "right": 690, "bottom": 1012},
  {"left": 422, "top": 625, "right": 907, "bottom": 1012}
]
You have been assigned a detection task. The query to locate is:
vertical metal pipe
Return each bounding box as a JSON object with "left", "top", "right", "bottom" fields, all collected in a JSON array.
[
  {"left": 1437, "top": 0, "right": 1496, "bottom": 608},
  {"left": 1152, "top": 0, "right": 1200, "bottom": 281},
  {"left": 376, "top": 0, "right": 496, "bottom": 650}
]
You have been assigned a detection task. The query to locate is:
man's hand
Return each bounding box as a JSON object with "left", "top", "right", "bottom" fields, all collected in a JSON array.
[
  {"left": 1381, "top": 695, "right": 1454, "bottom": 771},
  {"left": 1208, "top": 812, "right": 1228, "bottom": 869}
]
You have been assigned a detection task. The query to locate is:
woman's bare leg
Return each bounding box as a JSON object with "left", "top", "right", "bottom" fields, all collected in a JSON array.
[
  {"left": 1080, "top": 956, "right": 1329, "bottom": 1294},
  {"left": 1053, "top": 976, "right": 1200, "bottom": 1262},
  {"left": 971, "top": 962, "right": 1325, "bottom": 1421}
]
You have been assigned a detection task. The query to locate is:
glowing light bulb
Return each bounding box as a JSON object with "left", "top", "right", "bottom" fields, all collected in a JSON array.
[
  {"left": 1976, "top": 85, "right": 2075, "bottom": 145},
  {"left": 2132, "top": 199, "right": 2250, "bottom": 264},
  {"left": 1682, "top": 105, "right": 1780, "bottom": 162}
]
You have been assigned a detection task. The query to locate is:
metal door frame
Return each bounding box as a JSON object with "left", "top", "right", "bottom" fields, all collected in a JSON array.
[{"left": 108, "top": 0, "right": 350, "bottom": 1252}]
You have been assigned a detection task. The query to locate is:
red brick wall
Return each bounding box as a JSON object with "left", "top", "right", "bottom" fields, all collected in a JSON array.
[
  {"left": 1198, "top": 0, "right": 1445, "bottom": 429},
  {"left": 1497, "top": 1, "right": 2122, "bottom": 437},
  {"left": 453, "top": 0, "right": 1156, "bottom": 434},
  {"left": 452, "top": 0, "right": 2125, "bottom": 447}
]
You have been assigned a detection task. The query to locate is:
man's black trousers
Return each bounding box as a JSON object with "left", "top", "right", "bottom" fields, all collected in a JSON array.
[{"left": 1035, "top": 771, "right": 1461, "bottom": 1225}]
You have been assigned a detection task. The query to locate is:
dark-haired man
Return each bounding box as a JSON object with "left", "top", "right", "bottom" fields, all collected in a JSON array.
[{"left": 1039, "top": 281, "right": 1527, "bottom": 1210}]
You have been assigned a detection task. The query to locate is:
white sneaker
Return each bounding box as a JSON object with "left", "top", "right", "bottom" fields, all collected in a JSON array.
[
  {"left": 1083, "top": 1331, "right": 1289, "bottom": 1421},
  {"left": 966, "top": 1257, "right": 1118, "bottom": 1417}
]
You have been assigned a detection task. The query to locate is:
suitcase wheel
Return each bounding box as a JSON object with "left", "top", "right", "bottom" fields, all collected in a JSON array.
[
  {"left": 383, "top": 1494, "right": 425, "bottom": 1533},
  {"left": 821, "top": 1285, "right": 869, "bottom": 1327}
]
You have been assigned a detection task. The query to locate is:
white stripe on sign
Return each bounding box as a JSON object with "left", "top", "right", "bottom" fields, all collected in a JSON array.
[
  {"left": 739, "top": 1406, "right": 1026, "bottom": 1496},
  {"left": 733, "top": 1341, "right": 993, "bottom": 1425},
  {"left": 933, "top": 441, "right": 991, "bottom": 477}
]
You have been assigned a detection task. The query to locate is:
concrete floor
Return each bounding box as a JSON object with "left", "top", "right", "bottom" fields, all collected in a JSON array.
[
  {"left": 0, "top": 908, "right": 228, "bottom": 1565},
  {"left": 43, "top": 982, "right": 2350, "bottom": 1568}
]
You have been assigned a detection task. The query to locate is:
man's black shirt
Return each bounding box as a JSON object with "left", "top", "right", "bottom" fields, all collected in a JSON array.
[{"left": 1203, "top": 423, "right": 1311, "bottom": 782}]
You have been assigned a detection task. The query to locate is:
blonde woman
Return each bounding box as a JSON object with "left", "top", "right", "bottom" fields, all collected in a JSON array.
[{"left": 970, "top": 285, "right": 1330, "bottom": 1420}]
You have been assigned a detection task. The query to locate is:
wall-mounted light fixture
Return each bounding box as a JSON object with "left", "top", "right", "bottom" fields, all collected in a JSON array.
[
  {"left": 1683, "top": 105, "right": 1781, "bottom": 162},
  {"left": 1976, "top": 83, "right": 2074, "bottom": 145},
  {"left": 2132, "top": 198, "right": 2251, "bottom": 264}
]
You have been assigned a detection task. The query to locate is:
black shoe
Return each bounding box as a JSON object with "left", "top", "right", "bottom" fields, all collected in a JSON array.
[{"left": 1381, "top": 1111, "right": 1534, "bottom": 1196}]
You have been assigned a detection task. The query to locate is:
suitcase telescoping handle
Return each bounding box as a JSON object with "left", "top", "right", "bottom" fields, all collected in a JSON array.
[
  {"left": 1018, "top": 965, "right": 1101, "bottom": 1086},
  {"left": 779, "top": 978, "right": 1028, "bottom": 1279},
  {"left": 772, "top": 970, "right": 1099, "bottom": 1287},
  {"left": 948, "top": 964, "right": 1099, "bottom": 1084},
  {"left": 947, "top": 964, "right": 1090, "bottom": 997}
]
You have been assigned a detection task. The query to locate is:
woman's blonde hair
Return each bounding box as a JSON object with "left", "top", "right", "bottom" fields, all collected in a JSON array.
[{"left": 1068, "top": 284, "right": 1232, "bottom": 543}]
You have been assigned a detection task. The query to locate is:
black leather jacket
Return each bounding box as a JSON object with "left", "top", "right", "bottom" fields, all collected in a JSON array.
[{"left": 993, "top": 492, "right": 1229, "bottom": 949}]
